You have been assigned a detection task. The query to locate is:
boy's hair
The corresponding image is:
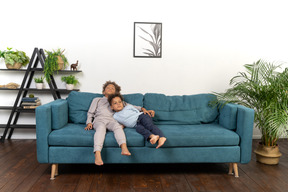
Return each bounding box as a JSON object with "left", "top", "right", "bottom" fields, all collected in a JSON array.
[
  {"left": 108, "top": 93, "right": 124, "bottom": 106},
  {"left": 102, "top": 81, "right": 121, "bottom": 94}
]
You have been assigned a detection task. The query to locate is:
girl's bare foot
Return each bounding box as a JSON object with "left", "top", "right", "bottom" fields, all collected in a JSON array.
[
  {"left": 95, "top": 151, "right": 104, "bottom": 166},
  {"left": 121, "top": 143, "right": 131, "bottom": 156},
  {"left": 156, "top": 137, "right": 166, "bottom": 149},
  {"left": 149, "top": 134, "right": 159, "bottom": 145}
]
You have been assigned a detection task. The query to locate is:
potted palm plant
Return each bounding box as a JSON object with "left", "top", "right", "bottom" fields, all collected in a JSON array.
[
  {"left": 212, "top": 59, "right": 288, "bottom": 165},
  {"left": 61, "top": 75, "right": 79, "bottom": 90},
  {"left": 0, "top": 47, "right": 30, "bottom": 69},
  {"left": 44, "top": 48, "right": 68, "bottom": 83},
  {"left": 34, "top": 76, "right": 44, "bottom": 89}
]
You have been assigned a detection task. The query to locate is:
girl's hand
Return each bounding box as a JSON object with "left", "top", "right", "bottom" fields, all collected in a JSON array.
[{"left": 85, "top": 123, "right": 93, "bottom": 130}]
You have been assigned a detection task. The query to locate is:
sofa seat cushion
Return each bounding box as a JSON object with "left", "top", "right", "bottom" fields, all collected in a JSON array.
[
  {"left": 145, "top": 124, "right": 240, "bottom": 148},
  {"left": 49, "top": 124, "right": 145, "bottom": 147}
]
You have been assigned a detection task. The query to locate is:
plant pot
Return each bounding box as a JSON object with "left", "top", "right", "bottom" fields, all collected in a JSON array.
[
  {"left": 254, "top": 143, "right": 282, "bottom": 165},
  {"left": 57, "top": 56, "right": 65, "bottom": 70},
  {"left": 66, "top": 84, "right": 74, "bottom": 90},
  {"left": 35, "top": 83, "right": 44, "bottom": 89},
  {"left": 6, "top": 62, "right": 22, "bottom": 69}
]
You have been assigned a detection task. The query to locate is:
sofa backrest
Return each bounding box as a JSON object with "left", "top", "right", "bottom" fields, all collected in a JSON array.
[
  {"left": 143, "top": 93, "right": 218, "bottom": 125},
  {"left": 66, "top": 91, "right": 144, "bottom": 124}
]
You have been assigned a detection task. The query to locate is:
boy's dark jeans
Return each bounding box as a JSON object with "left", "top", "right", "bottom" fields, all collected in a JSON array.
[{"left": 135, "top": 113, "right": 165, "bottom": 141}]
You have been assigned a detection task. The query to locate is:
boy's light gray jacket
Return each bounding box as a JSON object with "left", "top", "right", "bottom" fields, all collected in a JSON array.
[{"left": 113, "top": 104, "right": 143, "bottom": 128}]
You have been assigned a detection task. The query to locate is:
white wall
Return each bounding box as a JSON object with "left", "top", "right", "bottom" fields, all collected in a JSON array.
[{"left": 1, "top": 0, "right": 287, "bottom": 139}]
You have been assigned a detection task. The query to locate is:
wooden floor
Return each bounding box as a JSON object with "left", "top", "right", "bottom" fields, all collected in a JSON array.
[{"left": 0, "top": 140, "right": 288, "bottom": 192}]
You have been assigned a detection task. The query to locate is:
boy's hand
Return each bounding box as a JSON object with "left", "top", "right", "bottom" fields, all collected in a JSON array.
[
  {"left": 147, "top": 110, "right": 155, "bottom": 117},
  {"left": 121, "top": 124, "right": 125, "bottom": 129},
  {"left": 142, "top": 108, "right": 151, "bottom": 117},
  {"left": 142, "top": 108, "right": 155, "bottom": 117},
  {"left": 85, "top": 123, "right": 93, "bottom": 130}
]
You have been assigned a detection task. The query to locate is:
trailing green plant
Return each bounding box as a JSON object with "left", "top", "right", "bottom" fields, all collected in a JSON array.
[
  {"left": 0, "top": 47, "right": 30, "bottom": 66},
  {"left": 44, "top": 48, "right": 68, "bottom": 83},
  {"left": 34, "top": 76, "right": 44, "bottom": 83},
  {"left": 61, "top": 75, "right": 79, "bottom": 85},
  {"left": 211, "top": 59, "right": 288, "bottom": 147}
]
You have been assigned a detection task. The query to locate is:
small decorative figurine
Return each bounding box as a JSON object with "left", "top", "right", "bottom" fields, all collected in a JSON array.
[{"left": 70, "top": 60, "right": 78, "bottom": 71}]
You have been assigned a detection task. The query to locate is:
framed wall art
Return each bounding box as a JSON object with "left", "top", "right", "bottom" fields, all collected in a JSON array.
[{"left": 133, "top": 22, "right": 162, "bottom": 58}]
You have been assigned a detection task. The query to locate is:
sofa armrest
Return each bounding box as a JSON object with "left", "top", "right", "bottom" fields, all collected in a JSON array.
[
  {"left": 219, "top": 103, "right": 255, "bottom": 163},
  {"left": 36, "top": 99, "right": 68, "bottom": 163},
  {"left": 236, "top": 105, "right": 255, "bottom": 163}
]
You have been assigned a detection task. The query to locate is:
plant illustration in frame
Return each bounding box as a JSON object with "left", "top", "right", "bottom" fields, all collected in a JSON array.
[{"left": 134, "top": 22, "right": 162, "bottom": 58}]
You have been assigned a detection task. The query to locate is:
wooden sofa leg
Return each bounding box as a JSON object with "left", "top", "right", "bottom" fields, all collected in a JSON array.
[
  {"left": 233, "top": 163, "right": 239, "bottom": 178},
  {"left": 228, "top": 163, "right": 239, "bottom": 177},
  {"left": 55, "top": 164, "right": 59, "bottom": 176},
  {"left": 228, "top": 163, "right": 233, "bottom": 175},
  {"left": 50, "top": 164, "right": 58, "bottom": 180}
]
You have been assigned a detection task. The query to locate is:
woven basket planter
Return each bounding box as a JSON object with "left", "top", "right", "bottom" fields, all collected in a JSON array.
[
  {"left": 57, "top": 56, "right": 64, "bottom": 70},
  {"left": 254, "top": 143, "right": 282, "bottom": 165},
  {"left": 6, "top": 62, "right": 22, "bottom": 69}
]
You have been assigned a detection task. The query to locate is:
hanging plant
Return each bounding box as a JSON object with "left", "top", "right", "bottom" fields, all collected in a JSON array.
[{"left": 44, "top": 48, "right": 68, "bottom": 83}]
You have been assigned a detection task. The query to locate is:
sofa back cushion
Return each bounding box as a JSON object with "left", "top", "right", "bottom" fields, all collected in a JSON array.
[
  {"left": 122, "top": 93, "right": 144, "bottom": 107},
  {"left": 67, "top": 91, "right": 102, "bottom": 124},
  {"left": 66, "top": 91, "right": 144, "bottom": 124},
  {"left": 143, "top": 93, "right": 218, "bottom": 125}
]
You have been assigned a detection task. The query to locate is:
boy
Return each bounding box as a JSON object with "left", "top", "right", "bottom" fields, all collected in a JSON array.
[{"left": 108, "top": 93, "right": 166, "bottom": 148}]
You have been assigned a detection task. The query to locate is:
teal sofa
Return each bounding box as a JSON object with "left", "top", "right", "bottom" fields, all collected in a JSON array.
[{"left": 36, "top": 91, "right": 254, "bottom": 179}]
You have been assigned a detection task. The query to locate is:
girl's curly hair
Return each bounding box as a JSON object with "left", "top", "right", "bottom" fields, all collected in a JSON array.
[{"left": 102, "top": 81, "right": 121, "bottom": 94}]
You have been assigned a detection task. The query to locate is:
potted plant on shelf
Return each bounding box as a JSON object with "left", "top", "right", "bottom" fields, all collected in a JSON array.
[
  {"left": 61, "top": 75, "right": 79, "bottom": 90},
  {"left": 44, "top": 48, "right": 68, "bottom": 83},
  {"left": 0, "top": 47, "right": 30, "bottom": 69},
  {"left": 34, "top": 76, "right": 44, "bottom": 89},
  {"left": 212, "top": 59, "right": 288, "bottom": 165}
]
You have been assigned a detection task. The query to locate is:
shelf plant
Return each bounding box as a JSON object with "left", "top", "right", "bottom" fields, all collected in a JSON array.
[
  {"left": 0, "top": 47, "right": 30, "bottom": 69},
  {"left": 61, "top": 75, "right": 79, "bottom": 90},
  {"left": 34, "top": 76, "right": 44, "bottom": 83},
  {"left": 212, "top": 59, "right": 288, "bottom": 164},
  {"left": 34, "top": 76, "right": 44, "bottom": 89},
  {"left": 44, "top": 49, "right": 68, "bottom": 83}
]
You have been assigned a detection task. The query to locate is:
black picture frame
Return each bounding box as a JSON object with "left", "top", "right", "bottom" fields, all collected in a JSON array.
[{"left": 133, "top": 22, "right": 162, "bottom": 58}]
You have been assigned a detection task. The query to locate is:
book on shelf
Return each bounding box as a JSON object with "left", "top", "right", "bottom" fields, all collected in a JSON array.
[
  {"left": 21, "top": 96, "right": 41, "bottom": 106},
  {"left": 21, "top": 97, "right": 39, "bottom": 102},
  {"left": 23, "top": 105, "right": 39, "bottom": 109},
  {"left": 21, "top": 99, "right": 40, "bottom": 103},
  {"left": 21, "top": 101, "right": 41, "bottom": 106}
]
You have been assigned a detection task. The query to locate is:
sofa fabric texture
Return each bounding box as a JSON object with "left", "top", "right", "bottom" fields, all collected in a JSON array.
[
  {"left": 36, "top": 91, "right": 254, "bottom": 165},
  {"left": 144, "top": 93, "right": 218, "bottom": 125}
]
